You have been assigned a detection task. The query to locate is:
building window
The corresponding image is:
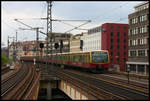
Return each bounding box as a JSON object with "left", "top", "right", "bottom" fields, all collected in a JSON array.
[
  {"left": 130, "top": 19, "right": 132, "bottom": 24},
  {"left": 117, "top": 45, "right": 119, "bottom": 50},
  {"left": 130, "top": 64, "right": 136, "bottom": 72},
  {"left": 117, "top": 58, "right": 119, "bottom": 63},
  {"left": 124, "top": 58, "right": 126, "bottom": 62},
  {"left": 111, "top": 38, "right": 113, "bottom": 43},
  {"left": 124, "top": 45, "right": 126, "bottom": 49},
  {"left": 117, "top": 32, "right": 120, "bottom": 37},
  {"left": 130, "top": 40, "right": 132, "bottom": 46},
  {"left": 124, "top": 51, "right": 126, "bottom": 56},
  {"left": 124, "top": 39, "right": 126, "bottom": 43},
  {"left": 110, "top": 32, "right": 113, "bottom": 36},
  {"left": 117, "top": 52, "right": 120, "bottom": 56},
  {"left": 138, "top": 39, "right": 140, "bottom": 45},
  {"left": 130, "top": 50, "right": 136, "bottom": 56},
  {"left": 123, "top": 26, "right": 127, "bottom": 30},
  {"left": 124, "top": 32, "right": 126, "bottom": 37},
  {"left": 117, "top": 38, "right": 120, "bottom": 43},
  {"left": 138, "top": 50, "right": 145, "bottom": 56},
  {"left": 117, "top": 26, "right": 120, "bottom": 30},
  {"left": 110, "top": 45, "right": 113, "bottom": 50},
  {"left": 138, "top": 65, "right": 145, "bottom": 73}
]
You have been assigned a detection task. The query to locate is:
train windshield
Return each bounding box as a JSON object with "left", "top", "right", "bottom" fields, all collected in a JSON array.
[{"left": 91, "top": 51, "right": 108, "bottom": 63}]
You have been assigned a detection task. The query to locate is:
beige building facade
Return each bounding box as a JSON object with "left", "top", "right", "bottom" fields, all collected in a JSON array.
[{"left": 127, "top": 1, "right": 149, "bottom": 75}]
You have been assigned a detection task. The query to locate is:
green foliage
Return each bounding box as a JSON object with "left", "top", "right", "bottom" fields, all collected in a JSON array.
[
  {"left": 1, "top": 54, "right": 13, "bottom": 65},
  {"left": 2, "top": 54, "right": 7, "bottom": 65}
]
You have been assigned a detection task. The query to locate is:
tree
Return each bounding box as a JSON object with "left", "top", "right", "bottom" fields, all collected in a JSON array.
[
  {"left": 2, "top": 54, "right": 7, "bottom": 65},
  {"left": 1, "top": 54, "right": 13, "bottom": 66}
]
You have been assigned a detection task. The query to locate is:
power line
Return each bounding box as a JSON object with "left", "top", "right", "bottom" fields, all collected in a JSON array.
[{"left": 91, "top": 2, "right": 129, "bottom": 22}]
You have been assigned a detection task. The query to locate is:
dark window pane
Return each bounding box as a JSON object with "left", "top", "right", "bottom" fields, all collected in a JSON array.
[
  {"left": 117, "top": 32, "right": 120, "bottom": 36},
  {"left": 124, "top": 26, "right": 127, "bottom": 30},
  {"left": 111, "top": 38, "right": 113, "bottom": 43},
  {"left": 111, "top": 32, "right": 113, "bottom": 36}
]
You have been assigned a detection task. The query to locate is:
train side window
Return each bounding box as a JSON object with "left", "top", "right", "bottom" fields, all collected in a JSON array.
[
  {"left": 70, "top": 55, "right": 72, "bottom": 62},
  {"left": 86, "top": 54, "right": 88, "bottom": 63},
  {"left": 83, "top": 54, "right": 85, "bottom": 63},
  {"left": 60, "top": 55, "right": 62, "bottom": 61},
  {"left": 67, "top": 55, "right": 68, "bottom": 61},
  {"left": 66, "top": 55, "right": 67, "bottom": 61},
  {"left": 82, "top": 54, "right": 84, "bottom": 63},
  {"left": 72, "top": 55, "right": 73, "bottom": 62},
  {"left": 73, "top": 55, "right": 75, "bottom": 62},
  {"left": 81, "top": 54, "right": 83, "bottom": 62},
  {"left": 84, "top": 54, "right": 86, "bottom": 63}
]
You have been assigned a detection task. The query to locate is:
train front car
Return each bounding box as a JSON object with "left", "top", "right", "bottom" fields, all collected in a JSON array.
[{"left": 90, "top": 50, "right": 110, "bottom": 73}]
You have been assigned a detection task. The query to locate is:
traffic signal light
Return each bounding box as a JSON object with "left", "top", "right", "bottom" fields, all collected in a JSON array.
[
  {"left": 54, "top": 42, "right": 59, "bottom": 49},
  {"left": 80, "top": 40, "right": 83, "bottom": 49},
  {"left": 39, "top": 43, "right": 44, "bottom": 48}
]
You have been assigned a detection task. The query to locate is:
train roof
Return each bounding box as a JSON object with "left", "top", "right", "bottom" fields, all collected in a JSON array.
[
  {"left": 48, "top": 50, "right": 108, "bottom": 55},
  {"left": 21, "top": 50, "right": 109, "bottom": 57}
]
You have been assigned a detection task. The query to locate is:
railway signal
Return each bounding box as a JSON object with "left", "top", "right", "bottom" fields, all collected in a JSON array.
[
  {"left": 54, "top": 42, "right": 59, "bottom": 49},
  {"left": 39, "top": 43, "right": 44, "bottom": 49},
  {"left": 80, "top": 40, "right": 83, "bottom": 50}
]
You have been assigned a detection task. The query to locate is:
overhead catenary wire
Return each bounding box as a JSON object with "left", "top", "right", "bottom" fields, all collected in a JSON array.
[{"left": 91, "top": 2, "right": 129, "bottom": 22}]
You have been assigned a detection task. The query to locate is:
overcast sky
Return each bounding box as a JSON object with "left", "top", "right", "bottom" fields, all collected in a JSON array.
[{"left": 1, "top": 1, "right": 144, "bottom": 47}]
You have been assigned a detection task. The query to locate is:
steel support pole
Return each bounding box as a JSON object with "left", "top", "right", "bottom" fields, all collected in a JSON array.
[
  {"left": 46, "top": 1, "right": 52, "bottom": 71},
  {"left": 46, "top": 1, "right": 52, "bottom": 100},
  {"left": 16, "top": 31, "right": 17, "bottom": 61},
  {"left": 36, "top": 28, "right": 39, "bottom": 70}
]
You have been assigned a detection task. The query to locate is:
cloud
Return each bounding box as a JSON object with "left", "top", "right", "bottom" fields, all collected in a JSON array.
[{"left": 2, "top": 1, "right": 144, "bottom": 47}]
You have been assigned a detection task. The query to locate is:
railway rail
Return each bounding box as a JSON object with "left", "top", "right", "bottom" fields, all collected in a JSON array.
[
  {"left": 53, "top": 67, "right": 124, "bottom": 100},
  {"left": 1, "top": 63, "right": 29, "bottom": 99},
  {"left": 109, "top": 71, "right": 149, "bottom": 80},
  {"left": 1, "top": 66, "right": 10, "bottom": 75},
  {"left": 51, "top": 65, "right": 149, "bottom": 100},
  {"left": 64, "top": 69, "right": 148, "bottom": 94},
  {"left": 1, "top": 63, "right": 38, "bottom": 100}
]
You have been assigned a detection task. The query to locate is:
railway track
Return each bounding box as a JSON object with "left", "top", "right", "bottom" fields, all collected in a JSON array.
[
  {"left": 95, "top": 74, "right": 148, "bottom": 89},
  {"left": 11, "top": 63, "right": 35, "bottom": 100},
  {"left": 63, "top": 68, "right": 149, "bottom": 94},
  {"left": 53, "top": 67, "right": 124, "bottom": 100},
  {"left": 52, "top": 66, "right": 149, "bottom": 100},
  {"left": 1, "top": 63, "right": 29, "bottom": 98},
  {"left": 1, "top": 66, "right": 10, "bottom": 75},
  {"left": 1, "top": 63, "right": 37, "bottom": 100}
]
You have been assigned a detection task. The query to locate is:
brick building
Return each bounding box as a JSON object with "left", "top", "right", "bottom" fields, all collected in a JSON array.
[
  {"left": 101, "top": 23, "right": 128, "bottom": 72},
  {"left": 127, "top": 1, "right": 149, "bottom": 75}
]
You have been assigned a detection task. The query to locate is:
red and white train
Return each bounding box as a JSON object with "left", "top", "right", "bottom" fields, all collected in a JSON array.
[{"left": 20, "top": 50, "right": 110, "bottom": 73}]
